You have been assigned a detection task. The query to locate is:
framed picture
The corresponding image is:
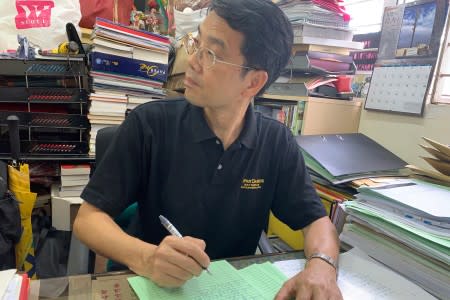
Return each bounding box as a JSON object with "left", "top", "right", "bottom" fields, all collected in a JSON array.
[{"left": 396, "top": 0, "right": 437, "bottom": 58}]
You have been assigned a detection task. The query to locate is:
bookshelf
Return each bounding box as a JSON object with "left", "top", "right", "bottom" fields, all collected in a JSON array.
[{"left": 255, "top": 96, "right": 362, "bottom": 137}]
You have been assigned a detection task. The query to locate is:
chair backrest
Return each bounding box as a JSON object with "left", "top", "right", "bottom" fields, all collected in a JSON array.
[{"left": 95, "top": 126, "right": 118, "bottom": 165}]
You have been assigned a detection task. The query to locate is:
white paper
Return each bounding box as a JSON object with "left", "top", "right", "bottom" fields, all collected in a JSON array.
[
  {"left": 273, "top": 248, "right": 437, "bottom": 299},
  {"left": 2, "top": 273, "right": 22, "bottom": 300},
  {"left": 0, "top": 269, "right": 16, "bottom": 298}
]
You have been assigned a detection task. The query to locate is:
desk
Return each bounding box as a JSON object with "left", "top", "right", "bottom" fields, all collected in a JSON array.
[{"left": 29, "top": 251, "right": 305, "bottom": 300}]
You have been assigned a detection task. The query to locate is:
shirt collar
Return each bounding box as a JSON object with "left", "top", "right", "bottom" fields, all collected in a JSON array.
[{"left": 189, "top": 103, "right": 258, "bottom": 149}]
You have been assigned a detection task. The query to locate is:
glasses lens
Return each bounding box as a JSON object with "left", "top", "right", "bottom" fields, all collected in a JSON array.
[
  {"left": 184, "top": 36, "right": 199, "bottom": 55},
  {"left": 196, "top": 48, "right": 215, "bottom": 69}
]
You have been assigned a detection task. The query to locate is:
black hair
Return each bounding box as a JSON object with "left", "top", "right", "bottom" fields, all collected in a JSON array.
[{"left": 209, "top": 0, "right": 293, "bottom": 95}]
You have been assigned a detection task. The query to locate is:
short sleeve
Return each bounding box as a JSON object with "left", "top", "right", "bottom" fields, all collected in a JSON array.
[
  {"left": 80, "top": 110, "right": 151, "bottom": 218},
  {"left": 271, "top": 132, "right": 326, "bottom": 230}
]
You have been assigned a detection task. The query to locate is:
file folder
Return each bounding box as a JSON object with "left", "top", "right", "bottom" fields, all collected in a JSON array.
[{"left": 296, "top": 133, "right": 407, "bottom": 184}]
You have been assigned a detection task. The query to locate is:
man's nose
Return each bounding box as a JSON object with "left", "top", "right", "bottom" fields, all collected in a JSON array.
[{"left": 187, "top": 51, "right": 202, "bottom": 73}]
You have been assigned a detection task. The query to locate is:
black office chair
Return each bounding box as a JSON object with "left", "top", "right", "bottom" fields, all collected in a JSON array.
[{"left": 95, "top": 126, "right": 275, "bottom": 255}]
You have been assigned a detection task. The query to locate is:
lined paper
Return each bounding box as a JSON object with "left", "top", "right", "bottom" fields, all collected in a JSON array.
[{"left": 128, "top": 260, "right": 286, "bottom": 300}]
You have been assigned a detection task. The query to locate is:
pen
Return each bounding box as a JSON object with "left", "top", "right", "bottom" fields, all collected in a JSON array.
[{"left": 159, "top": 215, "right": 212, "bottom": 275}]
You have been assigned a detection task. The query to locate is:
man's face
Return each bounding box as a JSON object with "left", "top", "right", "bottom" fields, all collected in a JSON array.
[{"left": 184, "top": 12, "right": 251, "bottom": 109}]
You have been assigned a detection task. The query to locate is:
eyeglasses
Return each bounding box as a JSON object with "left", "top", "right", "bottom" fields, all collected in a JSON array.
[{"left": 182, "top": 34, "right": 254, "bottom": 70}]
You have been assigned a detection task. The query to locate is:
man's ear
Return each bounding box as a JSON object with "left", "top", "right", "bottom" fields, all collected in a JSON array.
[{"left": 242, "top": 70, "right": 268, "bottom": 98}]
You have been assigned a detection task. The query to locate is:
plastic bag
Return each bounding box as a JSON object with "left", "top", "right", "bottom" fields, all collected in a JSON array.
[
  {"left": 173, "top": 0, "right": 211, "bottom": 40},
  {"left": 174, "top": 0, "right": 211, "bottom": 11},
  {"left": 0, "top": 0, "right": 82, "bottom": 51}
]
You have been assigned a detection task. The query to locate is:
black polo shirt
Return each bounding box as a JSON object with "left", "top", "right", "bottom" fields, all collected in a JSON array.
[{"left": 81, "top": 98, "right": 325, "bottom": 259}]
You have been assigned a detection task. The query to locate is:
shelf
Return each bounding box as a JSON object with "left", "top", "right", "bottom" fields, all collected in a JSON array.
[
  {"left": 0, "top": 155, "right": 95, "bottom": 161},
  {"left": 0, "top": 59, "right": 91, "bottom": 159},
  {"left": 0, "top": 87, "right": 88, "bottom": 104},
  {"left": 0, "top": 140, "right": 89, "bottom": 156},
  {"left": 0, "top": 59, "right": 88, "bottom": 76},
  {"left": 350, "top": 48, "right": 378, "bottom": 53},
  {"left": 260, "top": 94, "right": 308, "bottom": 102},
  {"left": 0, "top": 111, "right": 89, "bottom": 129}
]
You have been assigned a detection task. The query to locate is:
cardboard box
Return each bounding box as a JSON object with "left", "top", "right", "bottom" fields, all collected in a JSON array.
[
  {"left": 51, "top": 185, "right": 83, "bottom": 231},
  {"left": 170, "top": 45, "right": 189, "bottom": 76},
  {"left": 166, "top": 73, "right": 185, "bottom": 92}
]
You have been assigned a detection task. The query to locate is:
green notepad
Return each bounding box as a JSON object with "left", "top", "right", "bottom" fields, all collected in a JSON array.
[{"left": 127, "top": 260, "right": 287, "bottom": 299}]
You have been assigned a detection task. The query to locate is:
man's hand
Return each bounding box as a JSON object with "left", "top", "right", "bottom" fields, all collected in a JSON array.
[
  {"left": 131, "top": 236, "right": 211, "bottom": 288},
  {"left": 275, "top": 258, "right": 342, "bottom": 300}
]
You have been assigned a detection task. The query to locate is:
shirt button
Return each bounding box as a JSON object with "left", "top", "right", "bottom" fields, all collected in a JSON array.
[
  {"left": 216, "top": 139, "right": 220, "bottom": 145},
  {"left": 217, "top": 164, "right": 223, "bottom": 170}
]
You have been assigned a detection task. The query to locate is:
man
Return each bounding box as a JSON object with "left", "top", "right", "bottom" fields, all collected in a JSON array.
[{"left": 74, "top": 0, "right": 342, "bottom": 299}]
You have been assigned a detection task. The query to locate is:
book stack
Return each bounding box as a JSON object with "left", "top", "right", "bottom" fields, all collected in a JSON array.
[
  {"left": 57, "top": 164, "right": 91, "bottom": 197},
  {"left": 340, "top": 179, "right": 450, "bottom": 299},
  {"left": 269, "top": 0, "right": 364, "bottom": 100},
  {"left": 88, "top": 18, "right": 171, "bottom": 155},
  {"left": 407, "top": 137, "right": 450, "bottom": 187}
]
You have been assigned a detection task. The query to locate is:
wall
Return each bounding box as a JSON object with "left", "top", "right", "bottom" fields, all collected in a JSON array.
[{"left": 358, "top": 102, "right": 450, "bottom": 170}]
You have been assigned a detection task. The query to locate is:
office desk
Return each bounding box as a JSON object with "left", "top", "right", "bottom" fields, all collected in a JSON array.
[{"left": 29, "top": 251, "right": 305, "bottom": 300}]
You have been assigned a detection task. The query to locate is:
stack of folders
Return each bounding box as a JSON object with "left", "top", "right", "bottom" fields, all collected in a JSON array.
[
  {"left": 296, "top": 133, "right": 408, "bottom": 231},
  {"left": 407, "top": 137, "right": 450, "bottom": 187},
  {"left": 340, "top": 179, "right": 450, "bottom": 299},
  {"left": 88, "top": 18, "right": 171, "bottom": 155},
  {"left": 266, "top": 0, "right": 364, "bottom": 101}
]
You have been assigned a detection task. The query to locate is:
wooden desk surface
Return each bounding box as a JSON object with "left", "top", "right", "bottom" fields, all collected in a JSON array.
[{"left": 30, "top": 251, "right": 305, "bottom": 300}]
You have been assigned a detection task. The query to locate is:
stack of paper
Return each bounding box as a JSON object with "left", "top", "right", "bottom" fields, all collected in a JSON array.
[
  {"left": 407, "top": 137, "right": 450, "bottom": 186},
  {"left": 265, "top": 1, "right": 364, "bottom": 101},
  {"left": 128, "top": 260, "right": 286, "bottom": 300},
  {"left": 128, "top": 248, "right": 437, "bottom": 299},
  {"left": 340, "top": 179, "right": 450, "bottom": 299},
  {"left": 274, "top": 248, "right": 437, "bottom": 299}
]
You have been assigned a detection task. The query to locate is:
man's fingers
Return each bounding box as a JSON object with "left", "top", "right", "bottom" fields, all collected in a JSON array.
[
  {"left": 184, "top": 236, "right": 206, "bottom": 250},
  {"left": 153, "top": 272, "right": 186, "bottom": 288},
  {"left": 154, "top": 258, "right": 194, "bottom": 281},
  {"left": 274, "top": 277, "right": 297, "bottom": 300},
  {"left": 167, "top": 236, "right": 210, "bottom": 271},
  {"left": 166, "top": 247, "right": 204, "bottom": 276}
]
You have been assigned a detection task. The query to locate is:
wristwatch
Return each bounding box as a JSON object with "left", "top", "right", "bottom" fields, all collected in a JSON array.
[{"left": 307, "top": 252, "right": 338, "bottom": 272}]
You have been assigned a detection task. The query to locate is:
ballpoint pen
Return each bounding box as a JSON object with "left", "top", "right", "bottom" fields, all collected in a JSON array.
[{"left": 159, "top": 215, "right": 212, "bottom": 275}]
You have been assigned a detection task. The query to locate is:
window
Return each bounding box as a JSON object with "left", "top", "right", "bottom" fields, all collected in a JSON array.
[
  {"left": 433, "top": 16, "right": 450, "bottom": 104},
  {"left": 344, "top": 0, "right": 386, "bottom": 34}
]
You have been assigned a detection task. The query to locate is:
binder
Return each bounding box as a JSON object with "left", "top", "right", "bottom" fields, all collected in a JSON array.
[
  {"left": 296, "top": 133, "right": 407, "bottom": 184},
  {"left": 287, "top": 52, "right": 356, "bottom": 75}
]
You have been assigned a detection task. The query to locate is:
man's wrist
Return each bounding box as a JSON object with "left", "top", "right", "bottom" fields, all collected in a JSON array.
[{"left": 306, "top": 252, "right": 338, "bottom": 276}]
